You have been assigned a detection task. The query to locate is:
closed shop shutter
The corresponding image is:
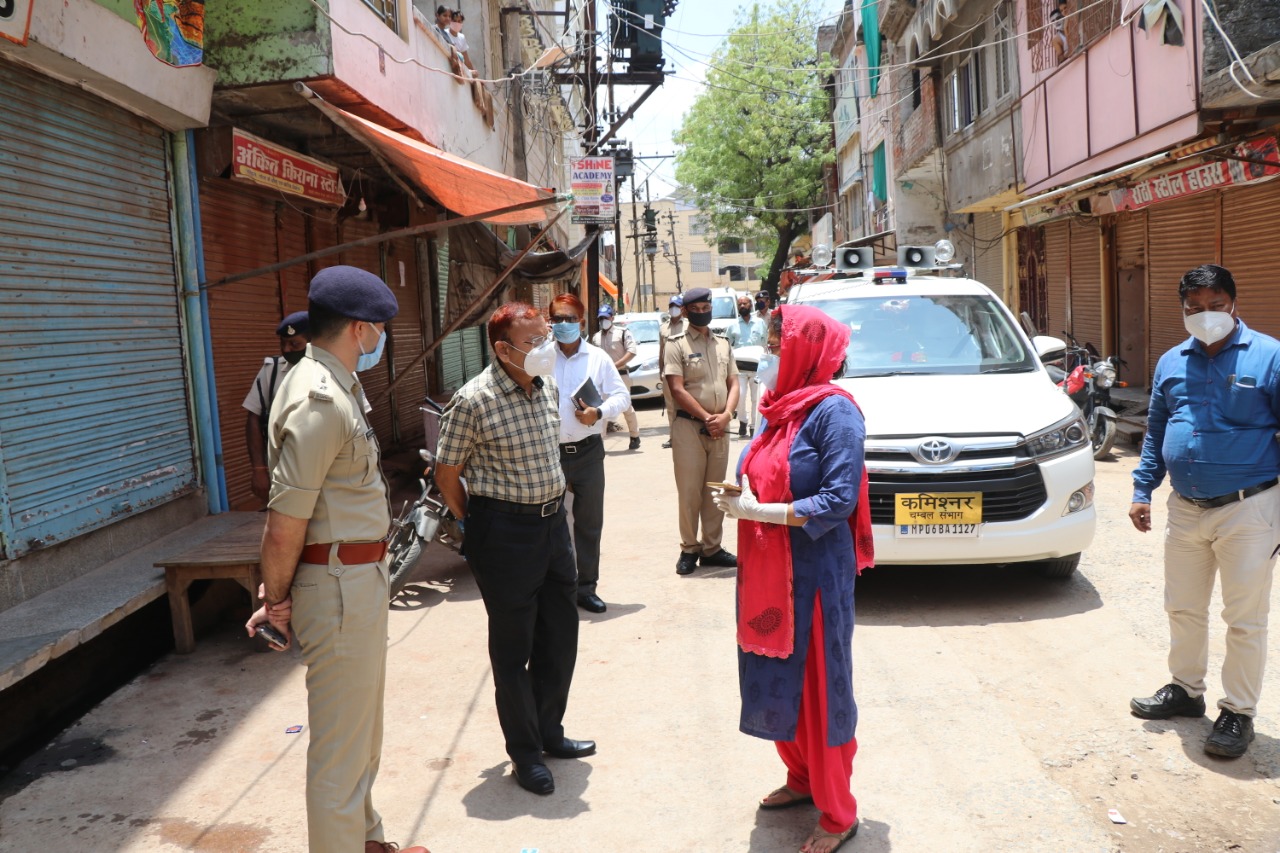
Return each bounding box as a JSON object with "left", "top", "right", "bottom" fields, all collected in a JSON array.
[
  {"left": 1069, "top": 220, "right": 1104, "bottom": 351},
  {"left": 1147, "top": 194, "right": 1217, "bottom": 377},
  {"left": 1043, "top": 221, "right": 1070, "bottom": 340},
  {"left": 435, "top": 235, "right": 467, "bottom": 392},
  {"left": 460, "top": 327, "right": 488, "bottom": 380},
  {"left": 0, "top": 61, "right": 195, "bottom": 556},
  {"left": 202, "top": 182, "right": 287, "bottom": 510},
  {"left": 386, "top": 236, "right": 427, "bottom": 443},
  {"left": 971, "top": 212, "right": 1004, "bottom": 293},
  {"left": 1114, "top": 210, "right": 1146, "bottom": 270},
  {"left": 1221, "top": 179, "right": 1280, "bottom": 338}
]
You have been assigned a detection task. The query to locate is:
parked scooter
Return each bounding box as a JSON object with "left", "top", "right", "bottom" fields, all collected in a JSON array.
[
  {"left": 1045, "top": 332, "right": 1124, "bottom": 460},
  {"left": 387, "top": 399, "right": 464, "bottom": 599}
]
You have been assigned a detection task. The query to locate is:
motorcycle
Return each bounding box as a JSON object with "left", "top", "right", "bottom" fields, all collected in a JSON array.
[
  {"left": 1045, "top": 333, "right": 1124, "bottom": 460},
  {"left": 386, "top": 399, "right": 464, "bottom": 599}
]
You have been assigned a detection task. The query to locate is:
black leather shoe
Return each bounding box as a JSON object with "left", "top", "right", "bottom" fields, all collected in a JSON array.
[
  {"left": 1204, "top": 709, "right": 1255, "bottom": 758},
  {"left": 676, "top": 552, "right": 699, "bottom": 575},
  {"left": 513, "top": 761, "right": 554, "bottom": 795},
  {"left": 577, "top": 593, "right": 606, "bottom": 613},
  {"left": 1130, "top": 683, "right": 1206, "bottom": 719},
  {"left": 700, "top": 548, "right": 738, "bottom": 568},
  {"left": 738, "top": 421, "right": 747, "bottom": 437},
  {"left": 544, "top": 737, "right": 597, "bottom": 759},
  {"left": 662, "top": 440, "right": 672, "bottom": 449},
  {"left": 628, "top": 436, "right": 641, "bottom": 450}
]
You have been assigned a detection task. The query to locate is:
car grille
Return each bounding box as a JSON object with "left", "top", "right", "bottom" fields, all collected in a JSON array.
[
  {"left": 867, "top": 466, "right": 1048, "bottom": 524},
  {"left": 631, "top": 384, "right": 653, "bottom": 395}
]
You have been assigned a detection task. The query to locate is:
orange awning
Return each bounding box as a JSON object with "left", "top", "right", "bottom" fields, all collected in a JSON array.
[
  {"left": 330, "top": 106, "right": 556, "bottom": 226},
  {"left": 582, "top": 259, "right": 627, "bottom": 306}
]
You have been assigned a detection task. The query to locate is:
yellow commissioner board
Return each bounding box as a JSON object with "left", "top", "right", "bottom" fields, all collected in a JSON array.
[{"left": 894, "top": 492, "right": 982, "bottom": 537}]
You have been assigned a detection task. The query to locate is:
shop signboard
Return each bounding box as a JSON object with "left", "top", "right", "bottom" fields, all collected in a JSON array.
[
  {"left": 571, "top": 156, "right": 616, "bottom": 224},
  {"left": 231, "top": 129, "right": 345, "bottom": 207}
]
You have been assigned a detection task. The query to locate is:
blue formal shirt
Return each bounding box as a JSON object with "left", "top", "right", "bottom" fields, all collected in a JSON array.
[
  {"left": 727, "top": 316, "right": 766, "bottom": 348},
  {"left": 1132, "top": 320, "right": 1280, "bottom": 503}
]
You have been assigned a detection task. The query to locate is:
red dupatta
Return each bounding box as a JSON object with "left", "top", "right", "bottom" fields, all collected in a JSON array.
[{"left": 737, "top": 305, "right": 875, "bottom": 658}]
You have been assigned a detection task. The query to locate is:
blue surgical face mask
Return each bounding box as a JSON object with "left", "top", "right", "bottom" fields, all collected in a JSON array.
[
  {"left": 357, "top": 327, "right": 386, "bottom": 372},
  {"left": 552, "top": 321, "right": 582, "bottom": 344},
  {"left": 757, "top": 354, "right": 780, "bottom": 391}
]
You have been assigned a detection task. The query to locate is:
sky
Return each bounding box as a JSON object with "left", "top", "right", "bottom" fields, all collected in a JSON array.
[{"left": 613, "top": 0, "right": 850, "bottom": 203}]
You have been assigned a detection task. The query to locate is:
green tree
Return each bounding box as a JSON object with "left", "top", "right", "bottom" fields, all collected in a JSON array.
[{"left": 674, "top": 0, "right": 834, "bottom": 294}]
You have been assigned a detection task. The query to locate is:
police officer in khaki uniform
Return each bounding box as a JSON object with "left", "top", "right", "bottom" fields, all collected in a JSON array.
[
  {"left": 243, "top": 311, "right": 311, "bottom": 503},
  {"left": 658, "top": 294, "right": 686, "bottom": 449},
  {"left": 245, "top": 266, "right": 429, "bottom": 853},
  {"left": 663, "top": 287, "right": 740, "bottom": 575}
]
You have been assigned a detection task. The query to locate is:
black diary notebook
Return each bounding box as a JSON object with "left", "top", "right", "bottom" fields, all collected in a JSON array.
[{"left": 574, "top": 376, "right": 604, "bottom": 409}]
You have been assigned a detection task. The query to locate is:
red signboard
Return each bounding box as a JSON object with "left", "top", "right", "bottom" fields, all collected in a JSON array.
[
  {"left": 231, "top": 129, "right": 345, "bottom": 207},
  {"left": 1110, "top": 136, "right": 1280, "bottom": 212}
]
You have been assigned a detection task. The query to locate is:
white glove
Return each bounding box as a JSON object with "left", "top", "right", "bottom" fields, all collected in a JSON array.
[{"left": 712, "top": 474, "right": 790, "bottom": 525}]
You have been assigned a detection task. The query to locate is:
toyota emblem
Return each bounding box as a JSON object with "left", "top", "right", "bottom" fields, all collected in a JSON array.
[{"left": 916, "top": 438, "right": 954, "bottom": 464}]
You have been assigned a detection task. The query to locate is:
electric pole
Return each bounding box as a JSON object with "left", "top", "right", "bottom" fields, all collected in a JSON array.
[
  {"left": 583, "top": 0, "right": 601, "bottom": 333},
  {"left": 666, "top": 210, "right": 683, "bottom": 293}
]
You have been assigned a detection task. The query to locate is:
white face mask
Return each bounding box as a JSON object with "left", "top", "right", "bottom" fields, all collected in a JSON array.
[
  {"left": 506, "top": 337, "right": 556, "bottom": 377},
  {"left": 1184, "top": 310, "right": 1235, "bottom": 346},
  {"left": 757, "top": 354, "right": 780, "bottom": 391},
  {"left": 669, "top": 307, "right": 682, "bottom": 320},
  {"left": 599, "top": 319, "right": 612, "bottom": 331}
]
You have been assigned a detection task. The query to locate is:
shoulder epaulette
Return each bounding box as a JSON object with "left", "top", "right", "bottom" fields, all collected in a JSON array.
[{"left": 308, "top": 371, "right": 334, "bottom": 402}]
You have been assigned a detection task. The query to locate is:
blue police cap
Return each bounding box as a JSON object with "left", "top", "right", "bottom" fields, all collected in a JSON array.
[
  {"left": 598, "top": 304, "right": 615, "bottom": 318},
  {"left": 276, "top": 311, "right": 310, "bottom": 337},
  {"left": 308, "top": 265, "right": 398, "bottom": 323},
  {"left": 682, "top": 287, "right": 711, "bottom": 305},
  {"left": 669, "top": 294, "right": 683, "bottom": 307}
]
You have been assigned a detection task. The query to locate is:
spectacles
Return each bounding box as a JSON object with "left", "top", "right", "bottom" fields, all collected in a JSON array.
[
  {"left": 507, "top": 335, "right": 547, "bottom": 349},
  {"left": 549, "top": 314, "right": 580, "bottom": 324}
]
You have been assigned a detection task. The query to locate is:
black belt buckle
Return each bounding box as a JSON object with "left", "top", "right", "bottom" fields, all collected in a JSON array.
[{"left": 540, "top": 499, "right": 559, "bottom": 517}]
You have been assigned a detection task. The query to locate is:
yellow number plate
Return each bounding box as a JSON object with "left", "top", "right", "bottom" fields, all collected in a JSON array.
[{"left": 894, "top": 492, "right": 982, "bottom": 537}]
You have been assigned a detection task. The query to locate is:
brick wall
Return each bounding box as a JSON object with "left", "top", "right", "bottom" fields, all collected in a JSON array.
[{"left": 893, "top": 67, "right": 939, "bottom": 176}]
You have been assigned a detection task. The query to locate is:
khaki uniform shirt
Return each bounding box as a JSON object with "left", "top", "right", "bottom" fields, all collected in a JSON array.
[
  {"left": 663, "top": 326, "right": 733, "bottom": 416},
  {"left": 267, "top": 344, "right": 391, "bottom": 544},
  {"left": 591, "top": 326, "right": 636, "bottom": 364},
  {"left": 436, "top": 362, "right": 566, "bottom": 505}
]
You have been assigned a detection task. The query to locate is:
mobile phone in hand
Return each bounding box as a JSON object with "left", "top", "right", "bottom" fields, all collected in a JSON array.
[{"left": 256, "top": 623, "right": 288, "bottom": 647}]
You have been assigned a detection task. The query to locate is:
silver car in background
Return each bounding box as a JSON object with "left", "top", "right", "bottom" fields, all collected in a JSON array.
[{"left": 614, "top": 312, "right": 663, "bottom": 400}]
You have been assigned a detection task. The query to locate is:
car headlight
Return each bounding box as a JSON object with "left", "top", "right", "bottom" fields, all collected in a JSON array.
[
  {"left": 636, "top": 357, "right": 658, "bottom": 372},
  {"left": 1025, "top": 413, "right": 1089, "bottom": 461},
  {"left": 1094, "top": 366, "right": 1116, "bottom": 389}
]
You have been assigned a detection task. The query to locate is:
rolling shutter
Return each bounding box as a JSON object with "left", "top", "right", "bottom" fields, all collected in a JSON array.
[
  {"left": 1147, "top": 194, "right": 1217, "bottom": 377},
  {"left": 338, "top": 219, "right": 394, "bottom": 444},
  {"left": 435, "top": 234, "right": 467, "bottom": 393},
  {"left": 1068, "top": 220, "right": 1104, "bottom": 351},
  {"left": 971, "top": 212, "right": 1004, "bottom": 293},
  {"left": 1114, "top": 210, "right": 1146, "bottom": 270},
  {"left": 1043, "top": 221, "right": 1070, "bottom": 340},
  {"left": 1221, "top": 180, "right": 1280, "bottom": 337},
  {"left": 0, "top": 60, "right": 195, "bottom": 556},
  {"left": 387, "top": 236, "right": 427, "bottom": 443}
]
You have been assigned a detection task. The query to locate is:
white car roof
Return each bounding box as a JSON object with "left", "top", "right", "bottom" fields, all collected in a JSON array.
[{"left": 787, "top": 274, "right": 998, "bottom": 303}]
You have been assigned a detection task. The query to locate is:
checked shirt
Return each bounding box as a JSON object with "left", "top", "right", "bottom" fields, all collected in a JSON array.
[{"left": 436, "top": 361, "right": 566, "bottom": 505}]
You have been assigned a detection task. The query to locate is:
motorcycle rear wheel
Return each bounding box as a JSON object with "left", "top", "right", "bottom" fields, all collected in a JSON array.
[
  {"left": 387, "top": 530, "right": 424, "bottom": 599},
  {"left": 1089, "top": 411, "right": 1117, "bottom": 459}
]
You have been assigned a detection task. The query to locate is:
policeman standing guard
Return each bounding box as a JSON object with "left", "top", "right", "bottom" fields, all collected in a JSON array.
[
  {"left": 243, "top": 311, "right": 310, "bottom": 502},
  {"left": 664, "top": 287, "right": 740, "bottom": 575},
  {"left": 658, "top": 294, "right": 686, "bottom": 449},
  {"left": 246, "top": 266, "right": 429, "bottom": 853}
]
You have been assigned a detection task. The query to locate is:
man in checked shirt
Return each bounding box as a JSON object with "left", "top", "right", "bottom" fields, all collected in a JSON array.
[{"left": 434, "top": 302, "right": 596, "bottom": 797}]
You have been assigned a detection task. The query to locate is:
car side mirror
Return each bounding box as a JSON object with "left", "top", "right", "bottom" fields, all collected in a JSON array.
[{"left": 1032, "top": 335, "right": 1067, "bottom": 362}]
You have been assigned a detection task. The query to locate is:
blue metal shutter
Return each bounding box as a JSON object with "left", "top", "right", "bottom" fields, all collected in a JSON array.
[
  {"left": 0, "top": 60, "right": 196, "bottom": 557},
  {"left": 435, "top": 235, "right": 467, "bottom": 392}
]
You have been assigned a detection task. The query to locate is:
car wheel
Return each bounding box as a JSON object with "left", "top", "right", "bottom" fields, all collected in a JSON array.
[{"left": 1035, "top": 553, "right": 1080, "bottom": 579}]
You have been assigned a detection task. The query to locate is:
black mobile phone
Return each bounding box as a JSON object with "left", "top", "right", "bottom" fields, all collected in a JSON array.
[{"left": 256, "top": 623, "right": 288, "bottom": 647}]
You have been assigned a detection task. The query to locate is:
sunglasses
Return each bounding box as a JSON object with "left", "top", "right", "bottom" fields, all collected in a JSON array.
[{"left": 549, "top": 314, "right": 581, "bottom": 324}]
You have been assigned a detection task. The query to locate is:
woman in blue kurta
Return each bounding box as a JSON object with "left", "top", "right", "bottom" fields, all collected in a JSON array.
[{"left": 714, "top": 305, "right": 872, "bottom": 853}]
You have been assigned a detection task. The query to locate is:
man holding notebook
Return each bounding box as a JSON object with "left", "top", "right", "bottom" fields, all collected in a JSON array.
[{"left": 548, "top": 293, "right": 632, "bottom": 613}]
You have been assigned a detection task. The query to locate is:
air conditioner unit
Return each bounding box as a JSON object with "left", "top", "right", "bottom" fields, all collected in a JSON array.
[
  {"left": 835, "top": 247, "right": 874, "bottom": 271},
  {"left": 898, "top": 245, "right": 936, "bottom": 267}
]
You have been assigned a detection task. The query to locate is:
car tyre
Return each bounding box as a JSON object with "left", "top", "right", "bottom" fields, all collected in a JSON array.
[{"left": 1035, "top": 553, "right": 1080, "bottom": 579}]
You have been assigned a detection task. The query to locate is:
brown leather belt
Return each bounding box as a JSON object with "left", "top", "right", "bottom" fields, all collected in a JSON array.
[{"left": 299, "top": 540, "right": 388, "bottom": 565}]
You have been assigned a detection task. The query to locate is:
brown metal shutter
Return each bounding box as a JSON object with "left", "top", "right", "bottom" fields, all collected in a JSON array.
[
  {"left": 201, "top": 182, "right": 284, "bottom": 510},
  {"left": 1221, "top": 179, "right": 1280, "bottom": 338},
  {"left": 1147, "top": 194, "right": 1218, "bottom": 377},
  {"left": 338, "top": 219, "right": 394, "bottom": 444},
  {"left": 1069, "top": 220, "right": 1104, "bottom": 351},
  {"left": 387, "top": 236, "right": 427, "bottom": 444},
  {"left": 971, "top": 212, "right": 1004, "bottom": 293},
  {"left": 1043, "top": 221, "right": 1070, "bottom": 339},
  {"left": 1114, "top": 210, "right": 1146, "bottom": 270}
]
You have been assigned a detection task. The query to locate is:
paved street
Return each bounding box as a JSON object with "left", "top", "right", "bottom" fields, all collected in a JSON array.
[{"left": 2, "top": 402, "right": 1280, "bottom": 853}]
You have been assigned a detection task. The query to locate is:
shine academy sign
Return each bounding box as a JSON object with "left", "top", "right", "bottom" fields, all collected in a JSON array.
[
  {"left": 0, "top": 0, "right": 34, "bottom": 46},
  {"left": 571, "top": 156, "right": 615, "bottom": 224}
]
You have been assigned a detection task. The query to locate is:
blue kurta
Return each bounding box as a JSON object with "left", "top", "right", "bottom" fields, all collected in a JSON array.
[{"left": 736, "top": 394, "right": 866, "bottom": 746}]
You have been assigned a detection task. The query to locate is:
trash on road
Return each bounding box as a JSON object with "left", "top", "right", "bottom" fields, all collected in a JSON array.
[
  {"left": 285, "top": 725, "right": 304, "bottom": 734},
  {"left": 1107, "top": 808, "right": 1127, "bottom": 824}
]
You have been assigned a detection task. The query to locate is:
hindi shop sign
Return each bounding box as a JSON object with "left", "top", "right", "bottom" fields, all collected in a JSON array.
[
  {"left": 1110, "top": 136, "right": 1280, "bottom": 212},
  {"left": 231, "top": 129, "right": 346, "bottom": 207},
  {"left": 0, "top": 0, "right": 35, "bottom": 45},
  {"left": 571, "top": 156, "right": 616, "bottom": 224}
]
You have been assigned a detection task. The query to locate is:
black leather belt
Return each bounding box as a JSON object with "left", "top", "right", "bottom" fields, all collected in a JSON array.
[
  {"left": 674, "top": 409, "right": 701, "bottom": 422},
  {"left": 470, "top": 494, "right": 563, "bottom": 517},
  {"left": 559, "top": 434, "right": 601, "bottom": 454},
  {"left": 1178, "top": 478, "right": 1278, "bottom": 509}
]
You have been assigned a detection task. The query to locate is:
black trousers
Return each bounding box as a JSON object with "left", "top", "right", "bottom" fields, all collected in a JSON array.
[
  {"left": 560, "top": 434, "right": 606, "bottom": 595},
  {"left": 465, "top": 500, "right": 579, "bottom": 765}
]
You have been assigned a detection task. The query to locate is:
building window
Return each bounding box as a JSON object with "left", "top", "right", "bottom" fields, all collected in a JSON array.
[
  {"left": 362, "top": 0, "right": 400, "bottom": 32},
  {"left": 718, "top": 237, "right": 747, "bottom": 254},
  {"left": 992, "top": 3, "right": 1015, "bottom": 100},
  {"left": 689, "top": 216, "right": 709, "bottom": 235},
  {"left": 945, "top": 44, "right": 985, "bottom": 135},
  {"left": 690, "top": 251, "right": 712, "bottom": 273}
]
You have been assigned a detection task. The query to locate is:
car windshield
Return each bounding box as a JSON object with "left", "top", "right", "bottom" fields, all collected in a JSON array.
[
  {"left": 712, "top": 296, "right": 737, "bottom": 319},
  {"left": 802, "top": 293, "right": 1036, "bottom": 376},
  {"left": 625, "top": 319, "right": 661, "bottom": 344}
]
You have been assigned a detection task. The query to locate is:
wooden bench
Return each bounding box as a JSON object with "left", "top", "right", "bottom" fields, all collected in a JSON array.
[{"left": 154, "top": 515, "right": 264, "bottom": 654}]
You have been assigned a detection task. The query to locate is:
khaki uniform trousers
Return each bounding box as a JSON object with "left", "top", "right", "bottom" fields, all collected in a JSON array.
[
  {"left": 670, "top": 415, "right": 729, "bottom": 555},
  {"left": 292, "top": 555, "right": 390, "bottom": 853},
  {"left": 1164, "top": 486, "right": 1280, "bottom": 717}
]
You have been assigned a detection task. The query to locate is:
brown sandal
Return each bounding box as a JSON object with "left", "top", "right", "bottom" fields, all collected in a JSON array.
[
  {"left": 801, "top": 819, "right": 858, "bottom": 853},
  {"left": 759, "top": 784, "right": 814, "bottom": 810}
]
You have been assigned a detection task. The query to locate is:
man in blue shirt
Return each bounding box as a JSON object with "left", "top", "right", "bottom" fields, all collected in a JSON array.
[
  {"left": 727, "top": 295, "right": 767, "bottom": 438},
  {"left": 1129, "top": 264, "right": 1280, "bottom": 759}
]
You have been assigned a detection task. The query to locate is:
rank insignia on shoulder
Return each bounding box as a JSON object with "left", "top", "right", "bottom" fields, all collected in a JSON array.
[{"left": 309, "top": 376, "right": 333, "bottom": 402}]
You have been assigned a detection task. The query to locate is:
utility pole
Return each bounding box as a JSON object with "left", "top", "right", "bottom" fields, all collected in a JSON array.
[
  {"left": 630, "top": 171, "right": 643, "bottom": 311},
  {"left": 665, "top": 210, "right": 683, "bottom": 293},
  {"left": 583, "top": 0, "right": 601, "bottom": 333}
]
